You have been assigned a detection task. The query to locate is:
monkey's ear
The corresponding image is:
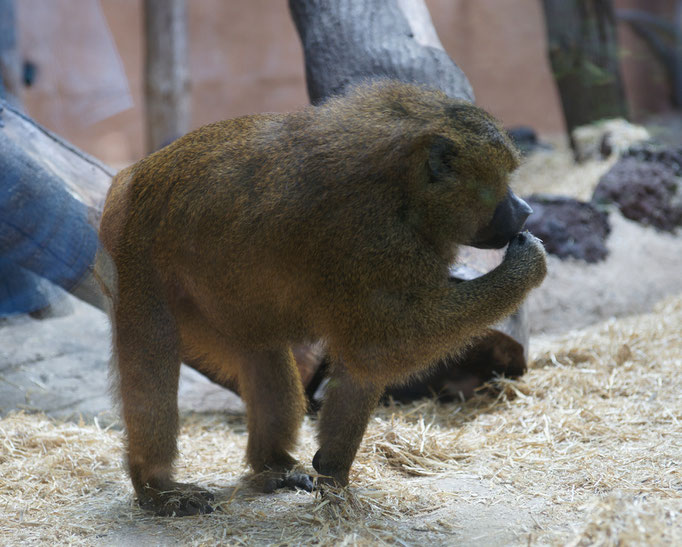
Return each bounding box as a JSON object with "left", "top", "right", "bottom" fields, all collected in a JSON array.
[{"left": 427, "top": 135, "right": 458, "bottom": 182}]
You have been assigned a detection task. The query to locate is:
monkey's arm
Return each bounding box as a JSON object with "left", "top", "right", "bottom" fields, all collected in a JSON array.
[
  {"left": 334, "top": 232, "right": 547, "bottom": 380},
  {"left": 314, "top": 233, "right": 546, "bottom": 487},
  {"left": 443, "top": 233, "right": 546, "bottom": 332},
  {"left": 413, "top": 233, "right": 546, "bottom": 358}
]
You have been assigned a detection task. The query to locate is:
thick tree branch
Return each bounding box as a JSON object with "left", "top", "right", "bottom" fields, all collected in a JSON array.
[{"left": 289, "top": 0, "right": 474, "bottom": 104}]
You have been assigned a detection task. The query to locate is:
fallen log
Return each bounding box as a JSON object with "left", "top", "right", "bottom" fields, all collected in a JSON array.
[{"left": 0, "top": 101, "right": 111, "bottom": 312}]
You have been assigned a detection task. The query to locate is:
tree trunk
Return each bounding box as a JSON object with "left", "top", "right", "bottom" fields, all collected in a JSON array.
[
  {"left": 289, "top": 0, "right": 474, "bottom": 103},
  {"left": 542, "top": 0, "right": 628, "bottom": 150},
  {"left": 143, "top": 0, "right": 190, "bottom": 153},
  {"left": 617, "top": 4, "right": 682, "bottom": 107}
]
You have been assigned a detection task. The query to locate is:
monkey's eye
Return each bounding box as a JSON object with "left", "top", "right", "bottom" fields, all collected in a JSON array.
[{"left": 427, "top": 136, "right": 458, "bottom": 183}]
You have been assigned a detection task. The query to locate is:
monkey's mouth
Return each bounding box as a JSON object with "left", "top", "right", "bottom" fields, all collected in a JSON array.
[{"left": 468, "top": 189, "right": 533, "bottom": 249}]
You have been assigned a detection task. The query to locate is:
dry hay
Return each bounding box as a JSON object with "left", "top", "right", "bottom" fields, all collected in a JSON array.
[
  {"left": 1, "top": 295, "right": 680, "bottom": 545},
  {"left": 511, "top": 136, "right": 616, "bottom": 201}
]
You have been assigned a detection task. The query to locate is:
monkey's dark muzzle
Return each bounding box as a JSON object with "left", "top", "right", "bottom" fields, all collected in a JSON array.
[{"left": 469, "top": 189, "right": 533, "bottom": 249}]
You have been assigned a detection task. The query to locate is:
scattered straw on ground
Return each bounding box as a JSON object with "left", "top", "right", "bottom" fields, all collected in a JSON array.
[
  {"left": 511, "top": 137, "right": 617, "bottom": 201},
  {"left": 1, "top": 294, "right": 680, "bottom": 545}
]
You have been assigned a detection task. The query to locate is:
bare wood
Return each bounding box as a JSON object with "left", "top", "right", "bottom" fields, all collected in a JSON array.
[
  {"left": 0, "top": 100, "right": 113, "bottom": 311},
  {"left": 143, "top": 0, "right": 190, "bottom": 153}
]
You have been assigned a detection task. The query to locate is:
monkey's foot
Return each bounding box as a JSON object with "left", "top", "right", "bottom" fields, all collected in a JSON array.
[
  {"left": 312, "top": 449, "right": 349, "bottom": 488},
  {"left": 261, "top": 470, "right": 314, "bottom": 494},
  {"left": 138, "top": 482, "right": 215, "bottom": 517}
]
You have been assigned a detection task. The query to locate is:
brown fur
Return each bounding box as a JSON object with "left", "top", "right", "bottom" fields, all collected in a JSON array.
[{"left": 98, "top": 80, "right": 547, "bottom": 515}]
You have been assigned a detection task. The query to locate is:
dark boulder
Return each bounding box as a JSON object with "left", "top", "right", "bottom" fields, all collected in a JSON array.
[
  {"left": 593, "top": 146, "right": 682, "bottom": 232},
  {"left": 524, "top": 195, "right": 611, "bottom": 263}
]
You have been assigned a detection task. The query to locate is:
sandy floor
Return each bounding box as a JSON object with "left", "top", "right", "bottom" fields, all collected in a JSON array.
[{"left": 1, "top": 294, "right": 680, "bottom": 545}]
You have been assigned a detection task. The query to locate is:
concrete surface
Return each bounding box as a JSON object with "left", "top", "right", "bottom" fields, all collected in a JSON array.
[{"left": 0, "top": 295, "right": 244, "bottom": 422}]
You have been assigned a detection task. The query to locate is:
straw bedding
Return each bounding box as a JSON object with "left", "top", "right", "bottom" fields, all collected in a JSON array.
[{"left": 1, "top": 294, "right": 680, "bottom": 545}]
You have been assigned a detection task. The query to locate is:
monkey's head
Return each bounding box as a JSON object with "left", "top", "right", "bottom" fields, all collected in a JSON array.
[
  {"left": 341, "top": 82, "right": 529, "bottom": 254},
  {"left": 419, "top": 98, "right": 531, "bottom": 251}
]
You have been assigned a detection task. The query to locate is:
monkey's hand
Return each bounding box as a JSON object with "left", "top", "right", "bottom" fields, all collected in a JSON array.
[{"left": 502, "top": 231, "right": 547, "bottom": 289}]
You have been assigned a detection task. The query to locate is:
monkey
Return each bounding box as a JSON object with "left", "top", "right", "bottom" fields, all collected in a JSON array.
[{"left": 97, "top": 80, "right": 547, "bottom": 516}]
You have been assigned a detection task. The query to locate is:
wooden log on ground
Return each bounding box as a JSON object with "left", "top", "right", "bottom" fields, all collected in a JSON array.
[{"left": 0, "top": 100, "right": 112, "bottom": 312}]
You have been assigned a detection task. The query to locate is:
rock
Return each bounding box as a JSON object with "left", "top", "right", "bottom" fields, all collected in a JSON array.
[
  {"left": 593, "top": 149, "right": 682, "bottom": 232},
  {"left": 506, "top": 126, "right": 551, "bottom": 156},
  {"left": 572, "top": 118, "right": 650, "bottom": 162},
  {"left": 621, "top": 144, "right": 682, "bottom": 175},
  {"left": 383, "top": 330, "right": 526, "bottom": 403},
  {"left": 524, "top": 195, "right": 611, "bottom": 263}
]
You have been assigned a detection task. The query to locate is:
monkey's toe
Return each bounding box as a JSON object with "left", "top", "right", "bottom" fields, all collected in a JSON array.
[
  {"left": 262, "top": 471, "right": 314, "bottom": 493},
  {"left": 284, "top": 472, "right": 315, "bottom": 492}
]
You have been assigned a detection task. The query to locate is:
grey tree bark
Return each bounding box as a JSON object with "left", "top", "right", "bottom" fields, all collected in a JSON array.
[
  {"left": 289, "top": 0, "right": 474, "bottom": 103},
  {"left": 143, "top": 0, "right": 190, "bottom": 152}
]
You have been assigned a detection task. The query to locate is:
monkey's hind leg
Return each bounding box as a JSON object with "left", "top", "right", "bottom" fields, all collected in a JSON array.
[
  {"left": 237, "top": 347, "right": 313, "bottom": 493},
  {"left": 114, "top": 276, "right": 214, "bottom": 516}
]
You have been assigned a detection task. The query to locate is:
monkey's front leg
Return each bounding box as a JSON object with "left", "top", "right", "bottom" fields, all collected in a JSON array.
[{"left": 313, "top": 365, "right": 384, "bottom": 486}]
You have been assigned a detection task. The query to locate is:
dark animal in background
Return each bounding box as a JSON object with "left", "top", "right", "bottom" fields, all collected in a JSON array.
[{"left": 98, "top": 80, "right": 547, "bottom": 516}]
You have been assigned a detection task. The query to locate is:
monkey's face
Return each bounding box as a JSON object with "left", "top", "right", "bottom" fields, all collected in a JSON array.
[{"left": 418, "top": 103, "right": 525, "bottom": 251}]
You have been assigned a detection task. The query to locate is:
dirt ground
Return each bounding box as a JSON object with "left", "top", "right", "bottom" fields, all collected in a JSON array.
[{"left": 1, "top": 138, "right": 681, "bottom": 545}]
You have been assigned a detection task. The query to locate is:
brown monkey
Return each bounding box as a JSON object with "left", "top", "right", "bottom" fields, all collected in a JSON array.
[{"left": 98, "top": 80, "right": 546, "bottom": 516}]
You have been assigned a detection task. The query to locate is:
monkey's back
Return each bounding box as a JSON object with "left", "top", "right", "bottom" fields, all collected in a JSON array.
[
  {"left": 100, "top": 112, "right": 431, "bottom": 351},
  {"left": 99, "top": 81, "right": 509, "bottom": 366}
]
